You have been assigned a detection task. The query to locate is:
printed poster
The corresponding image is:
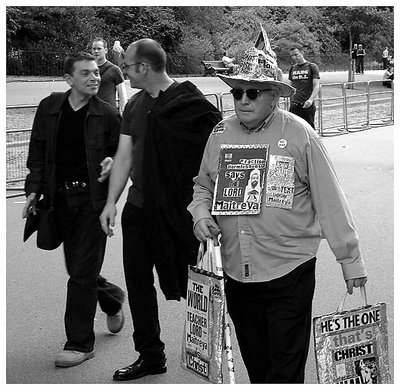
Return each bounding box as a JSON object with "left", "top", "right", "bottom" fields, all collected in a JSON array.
[
  {"left": 182, "top": 268, "right": 224, "bottom": 383},
  {"left": 313, "top": 304, "right": 391, "bottom": 384},
  {"left": 265, "top": 154, "right": 295, "bottom": 210},
  {"left": 212, "top": 144, "right": 269, "bottom": 215}
]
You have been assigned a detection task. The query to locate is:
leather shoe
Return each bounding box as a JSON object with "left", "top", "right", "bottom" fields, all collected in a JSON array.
[
  {"left": 107, "top": 309, "right": 124, "bottom": 334},
  {"left": 113, "top": 357, "right": 167, "bottom": 381},
  {"left": 55, "top": 350, "right": 94, "bottom": 367}
]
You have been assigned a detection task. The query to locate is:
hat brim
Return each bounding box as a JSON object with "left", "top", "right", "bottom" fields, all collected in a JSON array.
[{"left": 218, "top": 74, "right": 295, "bottom": 98}]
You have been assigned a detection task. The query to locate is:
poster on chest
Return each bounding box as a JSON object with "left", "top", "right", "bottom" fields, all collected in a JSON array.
[
  {"left": 313, "top": 300, "right": 391, "bottom": 384},
  {"left": 212, "top": 144, "right": 269, "bottom": 215}
]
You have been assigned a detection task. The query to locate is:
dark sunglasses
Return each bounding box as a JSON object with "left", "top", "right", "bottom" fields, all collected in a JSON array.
[{"left": 230, "top": 88, "right": 271, "bottom": 100}]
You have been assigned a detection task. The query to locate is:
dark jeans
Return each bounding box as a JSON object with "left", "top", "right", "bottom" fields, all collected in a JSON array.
[
  {"left": 289, "top": 102, "right": 316, "bottom": 129},
  {"left": 357, "top": 58, "right": 364, "bottom": 74},
  {"left": 225, "top": 258, "right": 316, "bottom": 383},
  {"left": 55, "top": 188, "right": 124, "bottom": 352},
  {"left": 121, "top": 202, "right": 165, "bottom": 361}
]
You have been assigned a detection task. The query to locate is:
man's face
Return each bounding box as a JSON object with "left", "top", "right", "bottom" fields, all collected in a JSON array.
[
  {"left": 121, "top": 45, "right": 144, "bottom": 89},
  {"left": 290, "top": 48, "right": 305, "bottom": 64},
  {"left": 234, "top": 89, "right": 277, "bottom": 129},
  {"left": 66, "top": 60, "right": 100, "bottom": 97},
  {"left": 251, "top": 172, "right": 259, "bottom": 187},
  {"left": 91, "top": 41, "right": 107, "bottom": 63}
]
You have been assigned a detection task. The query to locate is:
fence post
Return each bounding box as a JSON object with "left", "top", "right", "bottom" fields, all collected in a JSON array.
[
  {"left": 366, "top": 81, "right": 371, "bottom": 126},
  {"left": 318, "top": 86, "right": 323, "bottom": 136},
  {"left": 342, "top": 82, "right": 349, "bottom": 132}
]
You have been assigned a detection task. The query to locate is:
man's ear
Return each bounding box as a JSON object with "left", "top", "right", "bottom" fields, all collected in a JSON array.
[{"left": 64, "top": 73, "right": 73, "bottom": 86}]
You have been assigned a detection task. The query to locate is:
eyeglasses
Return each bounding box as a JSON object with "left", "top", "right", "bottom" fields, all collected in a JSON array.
[
  {"left": 121, "top": 61, "right": 142, "bottom": 70},
  {"left": 230, "top": 88, "right": 271, "bottom": 101}
]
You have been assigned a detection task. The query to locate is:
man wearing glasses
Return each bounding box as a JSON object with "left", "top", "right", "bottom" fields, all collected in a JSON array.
[
  {"left": 188, "top": 31, "right": 367, "bottom": 383},
  {"left": 100, "top": 38, "right": 221, "bottom": 381}
]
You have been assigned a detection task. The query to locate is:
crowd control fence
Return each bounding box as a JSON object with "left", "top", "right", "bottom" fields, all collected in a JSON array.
[{"left": 6, "top": 80, "right": 393, "bottom": 198}]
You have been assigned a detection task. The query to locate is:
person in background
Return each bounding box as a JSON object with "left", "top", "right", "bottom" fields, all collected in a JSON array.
[
  {"left": 382, "top": 64, "right": 394, "bottom": 88},
  {"left": 351, "top": 43, "right": 358, "bottom": 74},
  {"left": 99, "top": 38, "right": 222, "bottom": 381},
  {"left": 188, "top": 31, "right": 367, "bottom": 383},
  {"left": 91, "top": 37, "right": 127, "bottom": 113},
  {"left": 356, "top": 44, "right": 366, "bottom": 75},
  {"left": 288, "top": 43, "right": 320, "bottom": 129},
  {"left": 382, "top": 46, "right": 389, "bottom": 69},
  {"left": 22, "top": 52, "right": 125, "bottom": 368},
  {"left": 222, "top": 51, "right": 238, "bottom": 73}
]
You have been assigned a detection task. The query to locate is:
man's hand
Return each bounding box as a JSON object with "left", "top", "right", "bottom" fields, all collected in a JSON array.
[
  {"left": 303, "top": 99, "right": 313, "bottom": 108},
  {"left": 100, "top": 202, "right": 117, "bottom": 237},
  {"left": 193, "top": 218, "right": 221, "bottom": 242},
  {"left": 22, "top": 193, "right": 37, "bottom": 219},
  {"left": 346, "top": 276, "right": 368, "bottom": 294},
  {"left": 98, "top": 157, "right": 113, "bottom": 183}
]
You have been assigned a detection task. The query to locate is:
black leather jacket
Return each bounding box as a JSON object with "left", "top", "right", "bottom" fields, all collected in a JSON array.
[{"left": 25, "top": 90, "right": 121, "bottom": 210}]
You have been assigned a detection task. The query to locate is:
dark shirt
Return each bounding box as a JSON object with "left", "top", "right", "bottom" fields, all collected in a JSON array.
[
  {"left": 98, "top": 60, "right": 124, "bottom": 107},
  {"left": 289, "top": 61, "right": 320, "bottom": 104},
  {"left": 121, "top": 82, "right": 179, "bottom": 207},
  {"left": 56, "top": 100, "right": 89, "bottom": 186}
]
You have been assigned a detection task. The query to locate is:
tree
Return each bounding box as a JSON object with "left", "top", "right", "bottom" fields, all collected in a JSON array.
[
  {"left": 328, "top": 6, "right": 394, "bottom": 81},
  {"left": 93, "top": 6, "right": 183, "bottom": 54}
]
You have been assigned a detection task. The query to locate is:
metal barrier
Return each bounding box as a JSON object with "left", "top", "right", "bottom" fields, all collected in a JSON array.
[
  {"left": 216, "top": 82, "right": 393, "bottom": 137},
  {"left": 317, "top": 79, "right": 393, "bottom": 136},
  {"left": 6, "top": 83, "right": 394, "bottom": 197}
]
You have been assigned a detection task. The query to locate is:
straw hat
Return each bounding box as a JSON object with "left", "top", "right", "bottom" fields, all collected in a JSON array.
[{"left": 219, "top": 25, "right": 295, "bottom": 98}]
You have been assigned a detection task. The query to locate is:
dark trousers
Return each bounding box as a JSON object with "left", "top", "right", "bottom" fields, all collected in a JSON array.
[
  {"left": 121, "top": 202, "right": 165, "bottom": 361},
  {"left": 356, "top": 58, "right": 364, "bottom": 74},
  {"left": 225, "top": 258, "right": 316, "bottom": 383},
  {"left": 289, "top": 103, "right": 316, "bottom": 129},
  {"left": 55, "top": 188, "right": 124, "bottom": 352}
]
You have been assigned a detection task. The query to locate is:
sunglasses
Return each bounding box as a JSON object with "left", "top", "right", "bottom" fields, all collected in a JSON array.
[
  {"left": 121, "top": 61, "right": 142, "bottom": 70},
  {"left": 230, "top": 88, "right": 272, "bottom": 101}
]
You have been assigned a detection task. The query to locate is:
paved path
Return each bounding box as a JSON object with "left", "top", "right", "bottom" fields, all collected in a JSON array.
[
  {"left": 6, "top": 122, "right": 394, "bottom": 384},
  {"left": 6, "top": 70, "right": 387, "bottom": 105}
]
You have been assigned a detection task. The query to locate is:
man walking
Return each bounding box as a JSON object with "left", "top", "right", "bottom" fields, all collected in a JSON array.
[
  {"left": 91, "top": 37, "right": 127, "bottom": 113},
  {"left": 189, "top": 32, "right": 367, "bottom": 383},
  {"left": 100, "top": 38, "right": 222, "bottom": 381},
  {"left": 23, "top": 52, "right": 125, "bottom": 368},
  {"left": 288, "top": 43, "right": 320, "bottom": 129}
]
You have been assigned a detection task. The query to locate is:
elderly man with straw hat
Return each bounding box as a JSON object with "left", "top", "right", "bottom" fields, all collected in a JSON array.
[{"left": 188, "top": 27, "right": 367, "bottom": 383}]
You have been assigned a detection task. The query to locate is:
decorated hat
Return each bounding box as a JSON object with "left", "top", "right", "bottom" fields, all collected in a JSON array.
[{"left": 219, "top": 25, "right": 295, "bottom": 98}]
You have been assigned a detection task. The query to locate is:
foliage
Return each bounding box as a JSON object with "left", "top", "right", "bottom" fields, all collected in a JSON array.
[{"left": 6, "top": 6, "right": 394, "bottom": 75}]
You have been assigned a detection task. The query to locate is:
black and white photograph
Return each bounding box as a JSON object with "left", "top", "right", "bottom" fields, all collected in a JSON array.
[{"left": 5, "top": 3, "right": 395, "bottom": 385}]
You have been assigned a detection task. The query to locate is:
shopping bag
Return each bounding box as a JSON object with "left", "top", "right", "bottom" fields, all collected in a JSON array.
[
  {"left": 181, "top": 238, "right": 235, "bottom": 383},
  {"left": 313, "top": 286, "right": 391, "bottom": 384}
]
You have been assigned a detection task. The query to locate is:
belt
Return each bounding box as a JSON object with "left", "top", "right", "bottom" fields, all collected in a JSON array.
[{"left": 58, "top": 181, "right": 88, "bottom": 190}]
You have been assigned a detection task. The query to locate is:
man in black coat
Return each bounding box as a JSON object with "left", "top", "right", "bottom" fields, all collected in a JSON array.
[
  {"left": 100, "top": 38, "right": 222, "bottom": 381},
  {"left": 23, "top": 52, "right": 125, "bottom": 368}
]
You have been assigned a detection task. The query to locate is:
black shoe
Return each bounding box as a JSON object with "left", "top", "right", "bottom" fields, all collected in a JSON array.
[{"left": 113, "top": 357, "right": 167, "bottom": 381}]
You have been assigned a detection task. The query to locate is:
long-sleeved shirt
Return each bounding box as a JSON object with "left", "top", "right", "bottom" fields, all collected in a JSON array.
[{"left": 188, "top": 106, "right": 367, "bottom": 283}]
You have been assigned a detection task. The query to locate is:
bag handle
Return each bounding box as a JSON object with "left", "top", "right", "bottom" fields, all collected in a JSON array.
[
  {"left": 196, "top": 237, "right": 223, "bottom": 276},
  {"left": 337, "top": 285, "right": 368, "bottom": 312}
]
